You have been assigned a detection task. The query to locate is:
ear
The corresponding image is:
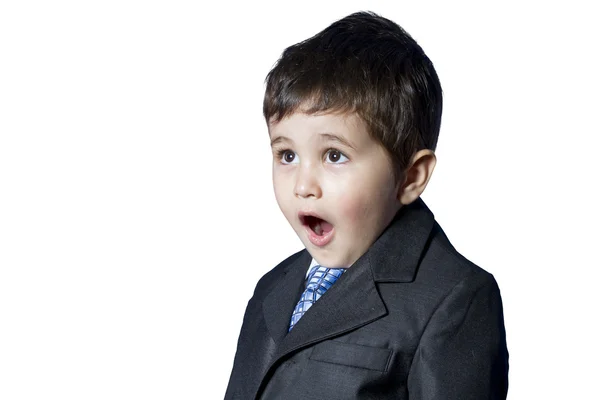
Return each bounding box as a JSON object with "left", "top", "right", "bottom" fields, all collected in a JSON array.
[{"left": 397, "top": 149, "right": 437, "bottom": 205}]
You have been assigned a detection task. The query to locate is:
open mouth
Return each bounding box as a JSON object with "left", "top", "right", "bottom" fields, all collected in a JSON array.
[{"left": 300, "top": 215, "right": 334, "bottom": 236}]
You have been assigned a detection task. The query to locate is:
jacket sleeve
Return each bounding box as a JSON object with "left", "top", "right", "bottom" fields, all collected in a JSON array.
[
  {"left": 224, "top": 270, "right": 280, "bottom": 400},
  {"left": 224, "top": 296, "right": 252, "bottom": 400},
  {"left": 407, "top": 272, "right": 509, "bottom": 400}
]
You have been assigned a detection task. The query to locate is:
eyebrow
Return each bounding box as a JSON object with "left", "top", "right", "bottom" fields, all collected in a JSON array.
[
  {"left": 270, "top": 133, "right": 357, "bottom": 150},
  {"left": 270, "top": 136, "right": 292, "bottom": 147}
]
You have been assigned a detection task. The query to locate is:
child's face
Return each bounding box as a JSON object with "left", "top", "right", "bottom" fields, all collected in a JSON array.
[{"left": 269, "top": 111, "right": 403, "bottom": 269}]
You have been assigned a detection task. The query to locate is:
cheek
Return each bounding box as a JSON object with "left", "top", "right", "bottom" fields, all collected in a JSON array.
[
  {"left": 273, "top": 175, "right": 293, "bottom": 213},
  {"left": 272, "top": 169, "right": 286, "bottom": 194},
  {"left": 333, "top": 172, "right": 395, "bottom": 229},
  {"left": 336, "top": 194, "right": 378, "bottom": 245},
  {"left": 336, "top": 189, "right": 374, "bottom": 224}
]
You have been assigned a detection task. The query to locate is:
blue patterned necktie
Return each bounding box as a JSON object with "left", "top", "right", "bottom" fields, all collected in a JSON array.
[{"left": 289, "top": 265, "right": 346, "bottom": 331}]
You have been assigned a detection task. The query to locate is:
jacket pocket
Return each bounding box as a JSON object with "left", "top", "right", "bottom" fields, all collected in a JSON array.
[{"left": 309, "top": 340, "right": 392, "bottom": 372}]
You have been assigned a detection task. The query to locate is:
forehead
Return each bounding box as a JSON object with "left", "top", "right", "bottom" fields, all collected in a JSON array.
[{"left": 268, "top": 111, "right": 369, "bottom": 145}]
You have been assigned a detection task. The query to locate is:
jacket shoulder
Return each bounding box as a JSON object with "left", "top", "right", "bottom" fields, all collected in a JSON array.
[
  {"left": 415, "top": 221, "right": 499, "bottom": 297},
  {"left": 252, "top": 248, "right": 306, "bottom": 299}
]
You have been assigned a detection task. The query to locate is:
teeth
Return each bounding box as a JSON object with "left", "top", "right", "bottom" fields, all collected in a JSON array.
[{"left": 314, "top": 223, "right": 323, "bottom": 235}]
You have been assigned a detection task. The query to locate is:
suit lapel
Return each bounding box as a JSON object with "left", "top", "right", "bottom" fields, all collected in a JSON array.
[
  {"left": 262, "top": 250, "right": 312, "bottom": 346},
  {"left": 275, "top": 254, "right": 387, "bottom": 359}
]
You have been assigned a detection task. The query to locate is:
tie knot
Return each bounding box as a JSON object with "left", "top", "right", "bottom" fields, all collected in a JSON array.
[
  {"left": 306, "top": 265, "right": 346, "bottom": 292},
  {"left": 288, "top": 265, "right": 347, "bottom": 331}
]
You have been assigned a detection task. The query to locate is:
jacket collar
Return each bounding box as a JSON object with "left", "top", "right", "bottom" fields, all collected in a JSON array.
[{"left": 368, "top": 196, "right": 435, "bottom": 282}]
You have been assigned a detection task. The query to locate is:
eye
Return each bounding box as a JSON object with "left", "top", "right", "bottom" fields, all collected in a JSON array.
[
  {"left": 277, "top": 149, "right": 299, "bottom": 165},
  {"left": 326, "top": 149, "right": 349, "bottom": 164}
]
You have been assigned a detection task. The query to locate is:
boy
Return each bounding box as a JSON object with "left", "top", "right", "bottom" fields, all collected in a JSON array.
[{"left": 225, "top": 11, "right": 508, "bottom": 400}]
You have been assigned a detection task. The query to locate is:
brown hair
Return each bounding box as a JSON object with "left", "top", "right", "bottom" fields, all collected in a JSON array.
[{"left": 263, "top": 11, "right": 443, "bottom": 182}]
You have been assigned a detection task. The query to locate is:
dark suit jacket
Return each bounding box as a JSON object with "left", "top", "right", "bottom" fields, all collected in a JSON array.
[{"left": 225, "top": 198, "right": 509, "bottom": 399}]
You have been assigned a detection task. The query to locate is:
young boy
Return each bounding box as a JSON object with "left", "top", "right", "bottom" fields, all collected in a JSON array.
[{"left": 225, "top": 11, "right": 508, "bottom": 400}]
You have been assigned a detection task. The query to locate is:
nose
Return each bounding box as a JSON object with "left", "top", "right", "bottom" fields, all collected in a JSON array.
[{"left": 294, "top": 163, "right": 322, "bottom": 199}]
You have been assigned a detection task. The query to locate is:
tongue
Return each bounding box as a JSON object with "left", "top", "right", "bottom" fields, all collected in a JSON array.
[
  {"left": 320, "top": 221, "right": 333, "bottom": 233},
  {"left": 310, "top": 218, "right": 334, "bottom": 236}
]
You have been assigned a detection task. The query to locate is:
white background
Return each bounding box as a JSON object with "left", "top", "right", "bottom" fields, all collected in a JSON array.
[{"left": 1, "top": 1, "right": 598, "bottom": 399}]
